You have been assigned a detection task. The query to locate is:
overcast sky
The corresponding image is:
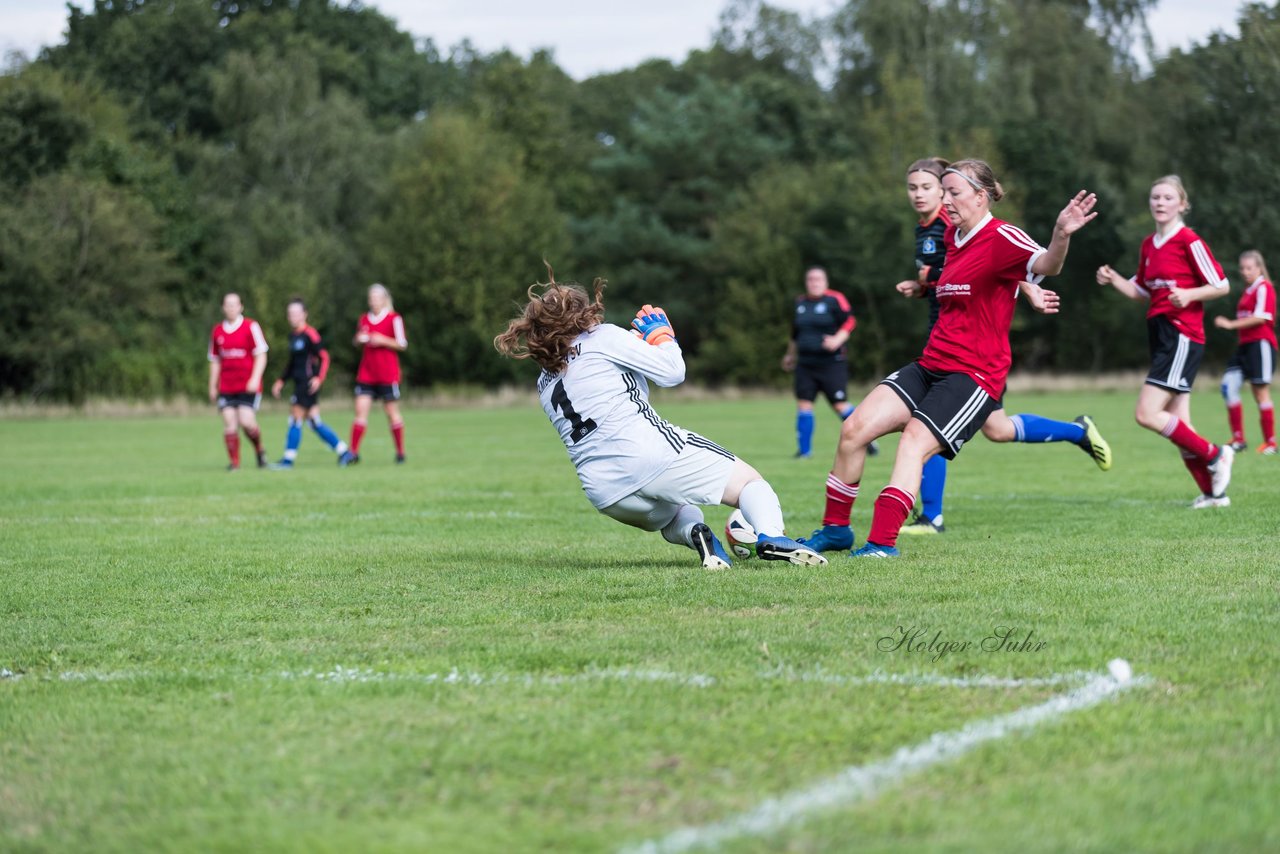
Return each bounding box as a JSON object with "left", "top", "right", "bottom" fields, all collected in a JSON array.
[{"left": 0, "top": 0, "right": 1247, "bottom": 79}]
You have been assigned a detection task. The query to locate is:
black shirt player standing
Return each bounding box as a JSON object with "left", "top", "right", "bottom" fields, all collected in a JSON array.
[{"left": 782, "top": 267, "right": 876, "bottom": 458}]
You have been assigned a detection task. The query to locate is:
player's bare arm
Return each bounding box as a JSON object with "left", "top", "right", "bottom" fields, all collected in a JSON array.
[
  {"left": 896, "top": 279, "right": 925, "bottom": 298},
  {"left": 1169, "top": 284, "right": 1229, "bottom": 309},
  {"left": 781, "top": 340, "right": 798, "bottom": 372},
  {"left": 208, "top": 362, "right": 220, "bottom": 403},
  {"left": 1020, "top": 281, "right": 1061, "bottom": 315},
  {"left": 1031, "top": 190, "right": 1098, "bottom": 277},
  {"left": 247, "top": 353, "right": 267, "bottom": 393},
  {"left": 364, "top": 332, "right": 406, "bottom": 351},
  {"left": 1095, "top": 264, "right": 1145, "bottom": 300}
]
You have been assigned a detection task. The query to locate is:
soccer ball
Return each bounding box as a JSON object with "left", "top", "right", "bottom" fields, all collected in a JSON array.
[{"left": 724, "top": 509, "right": 757, "bottom": 559}]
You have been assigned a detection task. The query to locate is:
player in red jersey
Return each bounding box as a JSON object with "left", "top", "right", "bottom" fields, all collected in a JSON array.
[
  {"left": 1214, "top": 250, "right": 1277, "bottom": 455},
  {"left": 1097, "top": 175, "right": 1235, "bottom": 507},
  {"left": 208, "top": 292, "right": 269, "bottom": 470},
  {"left": 802, "top": 159, "right": 1097, "bottom": 557},
  {"left": 349, "top": 283, "right": 408, "bottom": 463},
  {"left": 892, "top": 157, "right": 1112, "bottom": 537}
]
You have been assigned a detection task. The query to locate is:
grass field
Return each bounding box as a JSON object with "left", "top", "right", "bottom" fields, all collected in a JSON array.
[{"left": 2, "top": 390, "right": 1277, "bottom": 852}]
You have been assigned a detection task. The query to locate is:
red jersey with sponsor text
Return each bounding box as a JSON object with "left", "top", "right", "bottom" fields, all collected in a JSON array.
[
  {"left": 918, "top": 214, "right": 1046, "bottom": 398},
  {"left": 208, "top": 317, "right": 268, "bottom": 394},
  {"left": 1132, "top": 225, "right": 1227, "bottom": 345},
  {"left": 355, "top": 310, "right": 407, "bottom": 385},
  {"left": 1236, "top": 277, "right": 1277, "bottom": 347}
]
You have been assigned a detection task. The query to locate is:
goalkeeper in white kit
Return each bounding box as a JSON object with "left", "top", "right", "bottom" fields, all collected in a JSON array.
[{"left": 494, "top": 273, "right": 826, "bottom": 570}]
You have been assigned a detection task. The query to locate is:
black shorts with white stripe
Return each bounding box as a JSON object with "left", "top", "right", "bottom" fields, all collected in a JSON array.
[
  {"left": 1226, "top": 340, "right": 1277, "bottom": 386},
  {"left": 880, "top": 362, "right": 1000, "bottom": 460},
  {"left": 1145, "top": 316, "right": 1205, "bottom": 394}
]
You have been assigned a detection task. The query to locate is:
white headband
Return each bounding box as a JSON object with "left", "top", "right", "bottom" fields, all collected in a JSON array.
[{"left": 944, "top": 167, "right": 986, "bottom": 193}]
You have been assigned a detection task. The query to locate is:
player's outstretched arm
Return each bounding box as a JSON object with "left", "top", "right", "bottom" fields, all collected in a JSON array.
[
  {"left": 1019, "top": 281, "right": 1060, "bottom": 315},
  {"left": 1096, "top": 264, "right": 1145, "bottom": 301},
  {"left": 1032, "top": 190, "right": 1099, "bottom": 277}
]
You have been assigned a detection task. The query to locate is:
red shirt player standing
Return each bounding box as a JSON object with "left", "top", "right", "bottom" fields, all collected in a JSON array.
[
  {"left": 1214, "top": 250, "right": 1277, "bottom": 454},
  {"left": 800, "top": 159, "right": 1095, "bottom": 558},
  {"left": 208, "top": 292, "right": 269, "bottom": 470},
  {"left": 1098, "top": 174, "right": 1234, "bottom": 507},
  {"left": 349, "top": 283, "right": 408, "bottom": 463}
]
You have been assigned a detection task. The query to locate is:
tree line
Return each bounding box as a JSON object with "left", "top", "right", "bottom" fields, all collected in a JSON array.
[{"left": 1, "top": 0, "right": 1276, "bottom": 401}]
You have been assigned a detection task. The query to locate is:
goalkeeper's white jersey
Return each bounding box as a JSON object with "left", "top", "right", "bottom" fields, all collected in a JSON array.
[{"left": 538, "top": 323, "right": 688, "bottom": 509}]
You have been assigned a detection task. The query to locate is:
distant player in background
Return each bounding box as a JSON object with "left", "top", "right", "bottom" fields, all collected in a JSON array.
[
  {"left": 1097, "top": 174, "right": 1234, "bottom": 507},
  {"left": 495, "top": 274, "right": 825, "bottom": 570},
  {"left": 892, "top": 157, "right": 1113, "bottom": 537},
  {"left": 350, "top": 283, "right": 408, "bottom": 464},
  {"left": 270, "top": 298, "right": 356, "bottom": 468},
  {"left": 802, "top": 160, "right": 1097, "bottom": 558},
  {"left": 1215, "top": 250, "right": 1276, "bottom": 455},
  {"left": 208, "top": 292, "right": 268, "bottom": 471},
  {"left": 781, "top": 267, "right": 877, "bottom": 458}
]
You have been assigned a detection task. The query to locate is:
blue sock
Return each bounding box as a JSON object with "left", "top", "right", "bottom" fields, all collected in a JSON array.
[
  {"left": 921, "top": 454, "right": 947, "bottom": 522},
  {"left": 308, "top": 418, "right": 348, "bottom": 454},
  {"left": 838, "top": 404, "right": 854, "bottom": 420},
  {"left": 797, "top": 410, "right": 815, "bottom": 456},
  {"left": 284, "top": 417, "right": 303, "bottom": 461},
  {"left": 1010, "top": 414, "right": 1085, "bottom": 443}
]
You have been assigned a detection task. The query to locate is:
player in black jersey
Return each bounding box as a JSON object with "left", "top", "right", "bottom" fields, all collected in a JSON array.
[
  {"left": 270, "top": 299, "right": 356, "bottom": 467},
  {"left": 782, "top": 267, "right": 878, "bottom": 458}
]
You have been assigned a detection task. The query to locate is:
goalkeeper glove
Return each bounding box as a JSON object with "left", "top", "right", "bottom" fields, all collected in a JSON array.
[{"left": 631, "top": 304, "right": 676, "bottom": 346}]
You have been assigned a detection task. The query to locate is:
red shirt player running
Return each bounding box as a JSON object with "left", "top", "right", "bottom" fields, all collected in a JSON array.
[
  {"left": 1214, "top": 250, "right": 1277, "bottom": 455},
  {"left": 350, "top": 283, "right": 408, "bottom": 463},
  {"left": 803, "top": 159, "right": 1096, "bottom": 557},
  {"left": 208, "top": 292, "right": 269, "bottom": 470},
  {"left": 1098, "top": 174, "right": 1234, "bottom": 507}
]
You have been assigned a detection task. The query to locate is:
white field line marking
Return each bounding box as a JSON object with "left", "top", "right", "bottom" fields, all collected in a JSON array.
[
  {"left": 0, "top": 665, "right": 715, "bottom": 689},
  {"left": 762, "top": 666, "right": 1093, "bottom": 689},
  {"left": 622, "top": 671, "right": 1150, "bottom": 854}
]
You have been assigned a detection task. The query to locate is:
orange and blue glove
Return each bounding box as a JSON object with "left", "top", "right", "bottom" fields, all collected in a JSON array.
[{"left": 631, "top": 304, "right": 676, "bottom": 347}]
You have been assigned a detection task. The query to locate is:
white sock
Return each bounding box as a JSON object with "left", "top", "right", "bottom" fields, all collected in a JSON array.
[
  {"left": 661, "top": 505, "right": 704, "bottom": 548},
  {"left": 738, "top": 480, "right": 784, "bottom": 538}
]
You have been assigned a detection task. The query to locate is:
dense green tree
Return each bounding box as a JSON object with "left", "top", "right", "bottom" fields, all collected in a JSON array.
[{"left": 361, "top": 112, "right": 569, "bottom": 386}]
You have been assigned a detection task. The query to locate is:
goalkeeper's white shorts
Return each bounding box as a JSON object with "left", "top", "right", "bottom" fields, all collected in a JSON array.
[{"left": 599, "top": 432, "right": 736, "bottom": 531}]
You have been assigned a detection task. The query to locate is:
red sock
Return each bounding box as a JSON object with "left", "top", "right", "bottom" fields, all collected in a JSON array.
[
  {"left": 1181, "top": 450, "right": 1213, "bottom": 495},
  {"left": 350, "top": 420, "right": 367, "bottom": 453},
  {"left": 391, "top": 421, "right": 405, "bottom": 455},
  {"left": 822, "top": 473, "right": 859, "bottom": 527},
  {"left": 1261, "top": 403, "right": 1275, "bottom": 444},
  {"left": 1161, "top": 417, "right": 1215, "bottom": 462},
  {"left": 1227, "top": 402, "right": 1245, "bottom": 444},
  {"left": 224, "top": 432, "right": 240, "bottom": 467},
  {"left": 242, "top": 424, "right": 263, "bottom": 453},
  {"left": 867, "top": 486, "right": 916, "bottom": 549}
]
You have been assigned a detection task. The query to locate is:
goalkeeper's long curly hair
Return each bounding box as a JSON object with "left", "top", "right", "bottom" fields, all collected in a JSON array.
[{"left": 494, "top": 269, "right": 607, "bottom": 374}]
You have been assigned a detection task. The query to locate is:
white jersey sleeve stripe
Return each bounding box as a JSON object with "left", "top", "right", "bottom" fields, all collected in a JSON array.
[
  {"left": 1190, "top": 240, "right": 1228, "bottom": 288},
  {"left": 996, "top": 224, "right": 1045, "bottom": 255},
  {"left": 250, "top": 321, "right": 269, "bottom": 354},
  {"left": 1254, "top": 283, "right": 1272, "bottom": 319}
]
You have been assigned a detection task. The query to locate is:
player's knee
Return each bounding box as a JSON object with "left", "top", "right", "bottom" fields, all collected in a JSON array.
[
  {"left": 982, "top": 421, "right": 1013, "bottom": 443},
  {"left": 1134, "top": 408, "right": 1160, "bottom": 431}
]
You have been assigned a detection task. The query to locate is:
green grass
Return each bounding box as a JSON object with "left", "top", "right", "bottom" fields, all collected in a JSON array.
[{"left": 1, "top": 391, "right": 1276, "bottom": 852}]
